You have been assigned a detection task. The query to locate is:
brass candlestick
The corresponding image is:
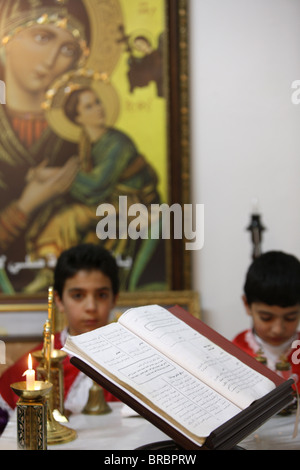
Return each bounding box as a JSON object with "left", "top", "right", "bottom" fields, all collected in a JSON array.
[
  {"left": 10, "top": 381, "right": 52, "bottom": 450},
  {"left": 46, "top": 396, "right": 77, "bottom": 445},
  {"left": 276, "top": 355, "right": 292, "bottom": 380},
  {"left": 42, "top": 287, "right": 77, "bottom": 444},
  {"left": 275, "top": 355, "right": 297, "bottom": 415},
  {"left": 33, "top": 349, "right": 69, "bottom": 423},
  {"left": 255, "top": 348, "right": 267, "bottom": 365}
]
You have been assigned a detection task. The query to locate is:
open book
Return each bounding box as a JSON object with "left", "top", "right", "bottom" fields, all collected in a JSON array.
[{"left": 63, "top": 305, "right": 294, "bottom": 449}]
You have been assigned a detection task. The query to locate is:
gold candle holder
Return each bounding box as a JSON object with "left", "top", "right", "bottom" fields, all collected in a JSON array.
[
  {"left": 255, "top": 348, "right": 267, "bottom": 365},
  {"left": 40, "top": 287, "right": 77, "bottom": 444},
  {"left": 33, "top": 349, "right": 68, "bottom": 422},
  {"left": 46, "top": 399, "right": 77, "bottom": 445},
  {"left": 10, "top": 381, "right": 52, "bottom": 450}
]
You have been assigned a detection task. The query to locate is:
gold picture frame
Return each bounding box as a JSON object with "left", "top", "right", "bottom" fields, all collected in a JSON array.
[
  {"left": 0, "top": 290, "right": 200, "bottom": 342},
  {"left": 0, "top": 0, "right": 191, "bottom": 304},
  {"left": 116, "top": 290, "right": 200, "bottom": 319}
]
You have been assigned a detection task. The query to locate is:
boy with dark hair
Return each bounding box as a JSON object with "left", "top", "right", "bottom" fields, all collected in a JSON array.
[
  {"left": 54, "top": 243, "right": 120, "bottom": 298},
  {"left": 0, "top": 244, "right": 120, "bottom": 433},
  {"left": 233, "top": 251, "right": 300, "bottom": 389},
  {"left": 53, "top": 243, "right": 119, "bottom": 336}
]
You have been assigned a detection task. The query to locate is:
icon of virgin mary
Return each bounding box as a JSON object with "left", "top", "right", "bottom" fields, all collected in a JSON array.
[{"left": 0, "top": 0, "right": 123, "bottom": 293}]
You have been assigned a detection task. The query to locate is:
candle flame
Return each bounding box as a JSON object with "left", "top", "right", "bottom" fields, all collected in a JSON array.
[{"left": 28, "top": 353, "right": 33, "bottom": 370}]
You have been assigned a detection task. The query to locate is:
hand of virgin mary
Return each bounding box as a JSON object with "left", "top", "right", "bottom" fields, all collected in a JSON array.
[{"left": 17, "top": 156, "right": 79, "bottom": 216}]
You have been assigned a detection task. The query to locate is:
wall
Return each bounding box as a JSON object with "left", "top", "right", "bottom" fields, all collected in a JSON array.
[{"left": 189, "top": 0, "right": 300, "bottom": 339}]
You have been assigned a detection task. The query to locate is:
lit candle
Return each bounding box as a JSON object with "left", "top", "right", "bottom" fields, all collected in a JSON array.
[{"left": 23, "top": 354, "right": 35, "bottom": 390}]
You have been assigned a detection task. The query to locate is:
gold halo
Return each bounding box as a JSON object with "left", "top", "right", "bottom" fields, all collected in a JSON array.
[
  {"left": 83, "top": 0, "right": 124, "bottom": 74},
  {"left": 44, "top": 73, "right": 120, "bottom": 143}
]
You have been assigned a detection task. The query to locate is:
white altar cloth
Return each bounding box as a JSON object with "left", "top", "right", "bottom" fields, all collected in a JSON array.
[
  {"left": 0, "top": 402, "right": 299, "bottom": 450},
  {"left": 0, "top": 403, "right": 169, "bottom": 450}
]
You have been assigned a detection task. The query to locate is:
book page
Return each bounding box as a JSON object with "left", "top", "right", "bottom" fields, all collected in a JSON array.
[
  {"left": 118, "top": 306, "right": 275, "bottom": 409},
  {"left": 63, "top": 322, "right": 241, "bottom": 444}
]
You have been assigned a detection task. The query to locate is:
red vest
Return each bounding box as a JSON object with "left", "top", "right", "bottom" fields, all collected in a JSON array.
[{"left": 233, "top": 330, "right": 300, "bottom": 392}]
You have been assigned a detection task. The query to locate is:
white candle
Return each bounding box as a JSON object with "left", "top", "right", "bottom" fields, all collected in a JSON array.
[
  {"left": 23, "top": 354, "right": 35, "bottom": 390},
  {"left": 251, "top": 197, "right": 260, "bottom": 215}
]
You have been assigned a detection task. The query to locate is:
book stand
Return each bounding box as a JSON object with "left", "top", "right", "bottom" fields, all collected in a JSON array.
[{"left": 70, "top": 306, "right": 295, "bottom": 450}]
